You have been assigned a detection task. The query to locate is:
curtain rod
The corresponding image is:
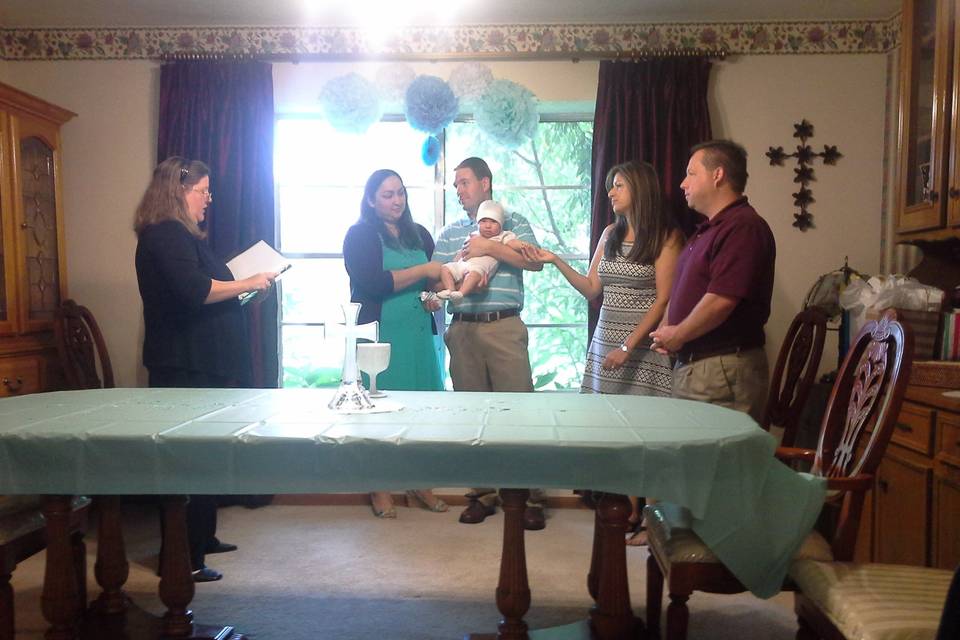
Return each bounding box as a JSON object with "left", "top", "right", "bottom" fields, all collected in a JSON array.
[{"left": 159, "top": 48, "right": 726, "bottom": 63}]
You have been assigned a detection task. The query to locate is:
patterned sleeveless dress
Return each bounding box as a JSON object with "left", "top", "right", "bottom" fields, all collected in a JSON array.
[{"left": 580, "top": 241, "right": 673, "bottom": 396}]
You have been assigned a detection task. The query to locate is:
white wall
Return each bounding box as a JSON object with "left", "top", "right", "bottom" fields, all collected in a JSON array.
[
  {"left": 710, "top": 54, "right": 887, "bottom": 374},
  {"left": 0, "top": 53, "right": 888, "bottom": 386}
]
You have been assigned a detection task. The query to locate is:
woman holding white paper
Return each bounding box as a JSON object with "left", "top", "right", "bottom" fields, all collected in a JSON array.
[{"left": 133, "top": 156, "right": 279, "bottom": 582}]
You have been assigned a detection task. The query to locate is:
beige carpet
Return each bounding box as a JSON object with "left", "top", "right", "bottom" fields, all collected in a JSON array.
[{"left": 11, "top": 503, "right": 799, "bottom": 639}]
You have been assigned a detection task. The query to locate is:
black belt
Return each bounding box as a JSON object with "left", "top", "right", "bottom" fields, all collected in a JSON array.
[
  {"left": 451, "top": 309, "right": 519, "bottom": 323},
  {"left": 676, "top": 344, "right": 750, "bottom": 365}
]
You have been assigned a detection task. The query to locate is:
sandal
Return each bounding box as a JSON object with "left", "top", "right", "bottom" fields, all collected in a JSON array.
[
  {"left": 625, "top": 519, "right": 647, "bottom": 546},
  {"left": 405, "top": 489, "right": 449, "bottom": 513},
  {"left": 370, "top": 492, "right": 397, "bottom": 519}
]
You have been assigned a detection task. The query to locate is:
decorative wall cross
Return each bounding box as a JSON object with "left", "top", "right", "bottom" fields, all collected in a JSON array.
[{"left": 766, "top": 119, "right": 842, "bottom": 231}]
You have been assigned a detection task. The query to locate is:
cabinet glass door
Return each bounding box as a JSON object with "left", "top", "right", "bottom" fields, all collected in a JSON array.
[
  {"left": 897, "top": 0, "right": 952, "bottom": 231},
  {"left": 949, "top": 0, "right": 960, "bottom": 228},
  {"left": 0, "top": 185, "right": 6, "bottom": 324},
  {"left": 19, "top": 136, "right": 60, "bottom": 322}
]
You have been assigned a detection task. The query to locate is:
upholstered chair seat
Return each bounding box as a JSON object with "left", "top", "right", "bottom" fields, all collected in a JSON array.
[
  {"left": 0, "top": 496, "right": 46, "bottom": 544},
  {"left": 790, "top": 561, "right": 952, "bottom": 640},
  {"left": 646, "top": 502, "right": 834, "bottom": 566}
]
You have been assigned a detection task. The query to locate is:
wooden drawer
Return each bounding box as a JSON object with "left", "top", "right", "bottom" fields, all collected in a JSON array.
[
  {"left": 875, "top": 451, "right": 932, "bottom": 566},
  {"left": 933, "top": 462, "right": 960, "bottom": 570},
  {"left": 0, "top": 355, "right": 43, "bottom": 397},
  {"left": 892, "top": 402, "right": 935, "bottom": 456},
  {"left": 938, "top": 413, "right": 960, "bottom": 467}
]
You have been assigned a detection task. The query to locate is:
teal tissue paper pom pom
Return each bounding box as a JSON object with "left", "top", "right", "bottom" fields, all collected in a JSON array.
[
  {"left": 405, "top": 75, "right": 459, "bottom": 135},
  {"left": 475, "top": 79, "right": 540, "bottom": 148},
  {"left": 320, "top": 73, "right": 382, "bottom": 134},
  {"left": 421, "top": 135, "right": 441, "bottom": 166}
]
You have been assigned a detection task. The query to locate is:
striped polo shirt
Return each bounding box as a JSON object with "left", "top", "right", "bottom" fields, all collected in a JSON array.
[{"left": 432, "top": 211, "right": 539, "bottom": 314}]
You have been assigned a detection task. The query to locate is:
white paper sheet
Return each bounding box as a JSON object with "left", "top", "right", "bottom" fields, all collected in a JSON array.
[
  {"left": 226, "top": 241, "right": 291, "bottom": 304},
  {"left": 227, "top": 240, "right": 290, "bottom": 280}
]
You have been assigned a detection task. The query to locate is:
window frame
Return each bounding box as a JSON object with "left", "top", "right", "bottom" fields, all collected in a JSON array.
[{"left": 274, "top": 112, "right": 594, "bottom": 387}]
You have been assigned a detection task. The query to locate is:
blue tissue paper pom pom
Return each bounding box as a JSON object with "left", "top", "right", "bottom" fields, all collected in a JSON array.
[
  {"left": 319, "top": 73, "right": 382, "bottom": 134},
  {"left": 421, "top": 135, "right": 441, "bottom": 166},
  {"left": 475, "top": 79, "right": 540, "bottom": 148},
  {"left": 405, "top": 75, "right": 459, "bottom": 135}
]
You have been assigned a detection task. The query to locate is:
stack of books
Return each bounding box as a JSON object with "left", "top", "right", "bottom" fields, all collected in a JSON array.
[{"left": 941, "top": 310, "right": 960, "bottom": 360}]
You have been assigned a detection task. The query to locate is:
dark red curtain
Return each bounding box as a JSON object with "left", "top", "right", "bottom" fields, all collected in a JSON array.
[
  {"left": 157, "top": 61, "right": 278, "bottom": 388},
  {"left": 588, "top": 58, "right": 713, "bottom": 339}
]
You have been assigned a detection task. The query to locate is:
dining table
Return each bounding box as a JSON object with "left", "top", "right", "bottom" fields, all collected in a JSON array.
[{"left": 0, "top": 388, "right": 826, "bottom": 639}]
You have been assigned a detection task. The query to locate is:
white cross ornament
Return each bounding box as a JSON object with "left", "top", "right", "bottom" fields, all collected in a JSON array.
[{"left": 326, "top": 302, "right": 379, "bottom": 411}]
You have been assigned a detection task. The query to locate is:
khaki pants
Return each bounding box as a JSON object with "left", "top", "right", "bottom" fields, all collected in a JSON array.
[
  {"left": 444, "top": 316, "right": 534, "bottom": 392},
  {"left": 446, "top": 315, "right": 541, "bottom": 506},
  {"left": 671, "top": 347, "right": 769, "bottom": 424}
]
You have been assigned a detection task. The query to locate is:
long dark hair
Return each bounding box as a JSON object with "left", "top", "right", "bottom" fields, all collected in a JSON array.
[
  {"left": 604, "top": 161, "right": 679, "bottom": 264},
  {"left": 360, "top": 169, "right": 423, "bottom": 250}
]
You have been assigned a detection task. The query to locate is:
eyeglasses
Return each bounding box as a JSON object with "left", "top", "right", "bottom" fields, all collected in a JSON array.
[{"left": 190, "top": 187, "right": 213, "bottom": 199}]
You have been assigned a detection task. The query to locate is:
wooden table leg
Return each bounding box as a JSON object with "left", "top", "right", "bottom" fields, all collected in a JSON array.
[
  {"left": 495, "top": 488, "right": 531, "bottom": 640},
  {"left": 92, "top": 496, "right": 128, "bottom": 614},
  {"left": 159, "top": 496, "right": 195, "bottom": 637},
  {"left": 41, "top": 495, "right": 82, "bottom": 640},
  {"left": 587, "top": 504, "right": 602, "bottom": 603},
  {"left": 589, "top": 493, "right": 642, "bottom": 639}
]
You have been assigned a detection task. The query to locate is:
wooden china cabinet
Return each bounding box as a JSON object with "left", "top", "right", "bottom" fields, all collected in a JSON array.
[
  {"left": 857, "top": 0, "right": 960, "bottom": 571},
  {"left": 0, "top": 81, "right": 74, "bottom": 397},
  {"left": 896, "top": 0, "right": 960, "bottom": 236}
]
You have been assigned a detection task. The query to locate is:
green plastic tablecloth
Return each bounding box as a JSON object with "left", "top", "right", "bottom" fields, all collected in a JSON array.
[{"left": 0, "top": 388, "right": 825, "bottom": 597}]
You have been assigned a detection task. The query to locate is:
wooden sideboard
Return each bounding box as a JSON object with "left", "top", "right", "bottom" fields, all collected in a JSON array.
[
  {"left": 0, "top": 81, "right": 74, "bottom": 397},
  {"left": 855, "top": 383, "right": 960, "bottom": 569}
]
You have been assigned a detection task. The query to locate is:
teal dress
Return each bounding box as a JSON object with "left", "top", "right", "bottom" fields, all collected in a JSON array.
[{"left": 373, "top": 242, "right": 443, "bottom": 392}]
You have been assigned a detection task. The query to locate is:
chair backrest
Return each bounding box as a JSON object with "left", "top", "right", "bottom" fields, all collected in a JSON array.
[
  {"left": 53, "top": 299, "right": 115, "bottom": 390},
  {"left": 761, "top": 307, "right": 828, "bottom": 446},
  {"left": 813, "top": 309, "right": 913, "bottom": 560}
]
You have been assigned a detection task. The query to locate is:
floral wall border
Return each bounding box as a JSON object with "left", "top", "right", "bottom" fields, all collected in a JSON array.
[{"left": 0, "top": 17, "right": 900, "bottom": 61}]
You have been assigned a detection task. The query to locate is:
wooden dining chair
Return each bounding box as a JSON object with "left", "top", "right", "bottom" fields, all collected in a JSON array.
[
  {"left": 54, "top": 299, "right": 115, "bottom": 389},
  {"left": 1, "top": 496, "right": 90, "bottom": 640},
  {"left": 644, "top": 310, "right": 913, "bottom": 640},
  {"left": 761, "top": 307, "right": 828, "bottom": 447},
  {"left": 0, "top": 299, "right": 110, "bottom": 637},
  {"left": 790, "top": 562, "right": 954, "bottom": 640}
]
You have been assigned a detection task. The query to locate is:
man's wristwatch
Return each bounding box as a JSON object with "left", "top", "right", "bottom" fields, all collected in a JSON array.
[{"left": 619, "top": 343, "right": 630, "bottom": 353}]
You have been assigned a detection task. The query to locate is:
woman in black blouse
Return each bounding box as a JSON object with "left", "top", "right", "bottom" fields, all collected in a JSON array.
[{"left": 134, "top": 156, "right": 278, "bottom": 582}]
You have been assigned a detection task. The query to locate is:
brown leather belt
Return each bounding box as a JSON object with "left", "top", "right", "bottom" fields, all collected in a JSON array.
[
  {"left": 451, "top": 309, "right": 519, "bottom": 323},
  {"left": 675, "top": 344, "right": 748, "bottom": 365}
]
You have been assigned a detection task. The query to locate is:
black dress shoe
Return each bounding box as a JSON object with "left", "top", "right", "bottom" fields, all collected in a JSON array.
[
  {"left": 206, "top": 542, "right": 238, "bottom": 554},
  {"left": 192, "top": 566, "right": 223, "bottom": 582},
  {"left": 459, "top": 499, "right": 496, "bottom": 524},
  {"left": 523, "top": 506, "right": 546, "bottom": 531}
]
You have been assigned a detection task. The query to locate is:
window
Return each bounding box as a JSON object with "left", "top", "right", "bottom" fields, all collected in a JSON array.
[{"left": 275, "top": 114, "right": 593, "bottom": 390}]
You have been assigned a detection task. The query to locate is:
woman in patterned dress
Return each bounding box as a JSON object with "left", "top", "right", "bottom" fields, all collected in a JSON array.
[{"left": 533, "top": 160, "right": 683, "bottom": 542}]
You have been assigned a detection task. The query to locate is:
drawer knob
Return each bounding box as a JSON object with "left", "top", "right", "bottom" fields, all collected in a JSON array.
[
  {"left": 878, "top": 479, "right": 889, "bottom": 492},
  {"left": 2, "top": 376, "right": 24, "bottom": 392},
  {"left": 895, "top": 422, "right": 913, "bottom": 433}
]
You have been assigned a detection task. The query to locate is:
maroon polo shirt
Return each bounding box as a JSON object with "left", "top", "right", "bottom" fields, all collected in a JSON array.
[{"left": 666, "top": 196, "right": 776, "bottom": 356}]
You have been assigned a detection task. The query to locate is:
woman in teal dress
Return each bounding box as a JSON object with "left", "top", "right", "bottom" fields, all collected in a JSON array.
[{"left": 343, "top": 169, "right": 447, "bottom": 518}]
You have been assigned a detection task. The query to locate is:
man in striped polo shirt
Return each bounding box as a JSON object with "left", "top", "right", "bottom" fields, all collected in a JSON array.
[{"left": 432, "top": 156, "right": 548, "bottom": 530}]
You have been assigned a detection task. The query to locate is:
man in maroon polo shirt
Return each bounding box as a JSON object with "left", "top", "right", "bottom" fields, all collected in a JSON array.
[{"left": 650, "top": 140, "right": 775, "bottom": 422}]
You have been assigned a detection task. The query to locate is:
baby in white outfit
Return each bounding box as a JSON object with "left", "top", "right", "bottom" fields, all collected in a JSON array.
[{"left": 437, "top": 200, "right": 528, "bottom": 301}]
